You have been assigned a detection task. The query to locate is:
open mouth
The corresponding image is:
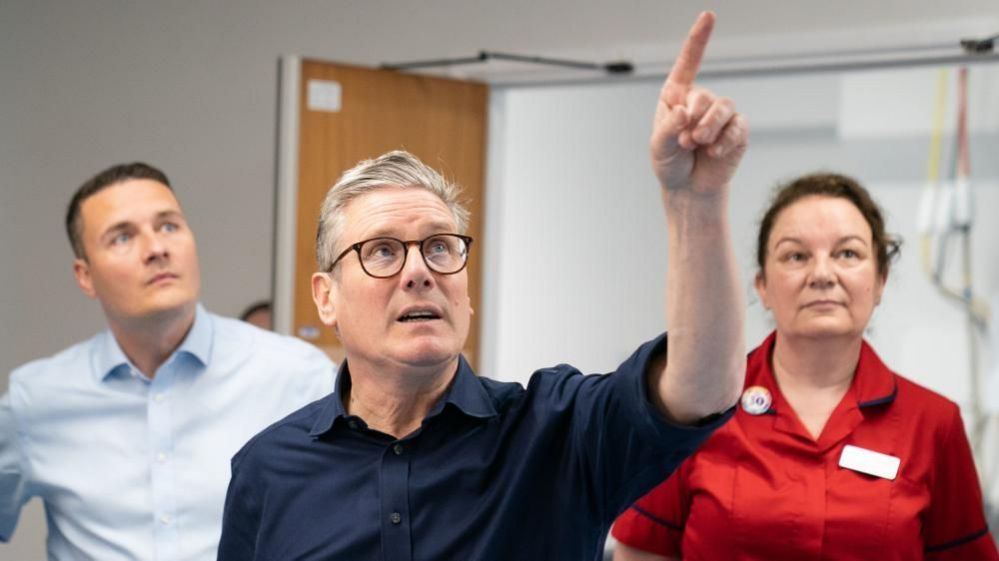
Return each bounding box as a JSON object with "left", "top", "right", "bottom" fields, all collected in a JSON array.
[{"left": 397, "top": 309, "right": 442, "bottom": 322}]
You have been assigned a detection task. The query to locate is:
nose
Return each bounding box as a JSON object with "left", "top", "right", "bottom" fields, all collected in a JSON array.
[
  {"left": 399, "top": 242, "right": 433, "bottom": 290},
  {"left": 141, "top": 229, "right": 169, "bottom": 264},
  {"left": 808, "top": 254, "right": 835, "bottom": 289}
]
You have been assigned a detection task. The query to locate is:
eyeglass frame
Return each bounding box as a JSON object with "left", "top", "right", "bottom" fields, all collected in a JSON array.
[{"left": 326, "top": 233, "right": 474, "bottom": 278}]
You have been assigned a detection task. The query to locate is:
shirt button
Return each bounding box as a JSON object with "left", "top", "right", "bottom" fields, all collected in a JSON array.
[
  {"left": 159, "top": 515, "right": 172, "bottom": 526},
  {"left": 156, "top": 452, "right": 168, "bottom": 463},
  {"left": 153, "top": 393, "right": 164, "bottom": 403},
  {"left": 348, "top": 420, "right": 359, "bottom": 430},
  {"left": 390, "top": 512, "right": 402, "bottom": 524},
  {"left": 392, "top": 444, "right": 404, "bottom": 456}
]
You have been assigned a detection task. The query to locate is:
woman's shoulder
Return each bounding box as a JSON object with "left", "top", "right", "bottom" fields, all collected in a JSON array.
[{"left": 891, "top": 373, "right": 962, "bottom": 423}]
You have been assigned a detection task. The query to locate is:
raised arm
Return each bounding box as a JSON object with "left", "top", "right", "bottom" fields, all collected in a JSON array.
[{"left": 648, "top": 12, "right": 747, "bottom": 424}]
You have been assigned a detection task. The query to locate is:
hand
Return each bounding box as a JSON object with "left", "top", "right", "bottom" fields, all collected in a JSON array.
[{"left": 651, "top": 12, "right": 748, "bottom": 197}]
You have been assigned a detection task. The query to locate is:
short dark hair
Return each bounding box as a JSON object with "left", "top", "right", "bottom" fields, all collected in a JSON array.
[
  {"left": 756, "top": 172, "right": 901, "bottom": 278},
  {"left": 66, "top": 162, "right": 172, "bottom": 259},
  {"left": 239, "top": 300, "right": 272, "bottom": 322}
]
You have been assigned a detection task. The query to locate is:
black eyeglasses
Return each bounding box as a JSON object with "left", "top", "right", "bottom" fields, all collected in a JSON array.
[{"left": 328, "top": 234, "right": 473, "bottom": 278}]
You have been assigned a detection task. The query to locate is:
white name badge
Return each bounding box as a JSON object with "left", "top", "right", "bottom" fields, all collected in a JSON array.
[{"left": 838, "top": 444, "right": 900, "bottom": 480}]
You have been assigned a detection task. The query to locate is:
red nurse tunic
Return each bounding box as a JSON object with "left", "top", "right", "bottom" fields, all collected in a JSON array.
[{"left": 613, "top": 332, "right": 998, "bottom": 560}]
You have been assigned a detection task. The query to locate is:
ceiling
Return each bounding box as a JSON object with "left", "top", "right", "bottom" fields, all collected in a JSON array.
[{"left": 288, "top": 1, "right": 999, "bottom": 83}]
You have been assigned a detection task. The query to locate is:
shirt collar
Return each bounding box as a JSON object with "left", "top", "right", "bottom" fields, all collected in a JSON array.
[
  {"left": 309, "top": 354, "right": 497, "bottom": 438},
  {"left": 745, "top": 331, "right": 897, "bottom": 410},
  {"left": 435, "top": 355, "right": 498, "bottom": 418},
  {"left": 853, "top": 338, "right": 897, "bottom": 408},
  {"left": 92, "top": 304, "right": 214, "bottom": 382}
]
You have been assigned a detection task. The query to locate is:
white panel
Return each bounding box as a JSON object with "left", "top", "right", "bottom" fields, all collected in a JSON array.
[
  {"left": 274, "top": 56, "right": 301, "bottom": 336},
  {"left": 702, "top": 74, "right": 839, "bottom": 131},
  {"left": 485, "top": 81, "right": 666, "bottom": 384},
  {"left": 839, "top": 65, "right": 999, "bottom": 138},
  {"left": 306, "top": 79, "right": 342, "bottom": 113},
  {"left": 477, "top": 90, "right": 509, "bottom": 383},
  {"left": 986, "top": 290, "right": 999, "bottom": 413}
]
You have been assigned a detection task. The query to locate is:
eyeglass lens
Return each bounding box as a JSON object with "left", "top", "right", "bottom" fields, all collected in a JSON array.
[{"left": 359, "top": 234, "right": 468, "bottom": 277}]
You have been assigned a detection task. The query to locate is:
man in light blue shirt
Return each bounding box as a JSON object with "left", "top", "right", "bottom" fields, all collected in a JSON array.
[{"left": 0, "top": 162, "right": 335, "bottom": 560}]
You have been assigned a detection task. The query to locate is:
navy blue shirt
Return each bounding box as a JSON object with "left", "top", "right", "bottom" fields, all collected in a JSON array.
[{"left": 217, "top": 335, "right": 731, "bottom": 561}]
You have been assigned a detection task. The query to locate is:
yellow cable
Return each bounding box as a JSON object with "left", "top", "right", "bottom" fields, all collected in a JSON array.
[
  {"left": 926, "top": 69, "right": 948, "bottom": 182},
  {"left": 921, "top": 69, "right": 949, "bottom": 276}
]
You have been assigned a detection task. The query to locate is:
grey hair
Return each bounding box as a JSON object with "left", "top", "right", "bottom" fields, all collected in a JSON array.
[{"left": 315, "top": 150, "right": 470, "bottom": 272}]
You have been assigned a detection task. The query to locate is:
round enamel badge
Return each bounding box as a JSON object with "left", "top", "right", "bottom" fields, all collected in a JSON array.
[{"left": 740, "top": 386, "right": 772, "bottom": 415}]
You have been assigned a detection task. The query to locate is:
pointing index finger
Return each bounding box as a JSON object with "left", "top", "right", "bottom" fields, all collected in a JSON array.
[{"left": 664, "top": 11, "right": 715, "bottom": 104}]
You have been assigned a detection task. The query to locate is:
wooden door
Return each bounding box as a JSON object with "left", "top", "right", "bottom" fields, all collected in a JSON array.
[{"left": 278, "top": 58, "right": 488, "bottom": 367}]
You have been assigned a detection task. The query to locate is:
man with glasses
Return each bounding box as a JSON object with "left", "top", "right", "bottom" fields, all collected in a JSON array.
[{"left": 218, "top": 11, "right": 748, "bottom": 561}]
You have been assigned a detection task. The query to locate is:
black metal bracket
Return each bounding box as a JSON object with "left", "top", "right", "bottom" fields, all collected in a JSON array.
[
  {"left": 381, "top": 50, "right": 633, "bottom": 75},
  {"left": 960, "top": 33, "right": 998, "bottom": 54}
]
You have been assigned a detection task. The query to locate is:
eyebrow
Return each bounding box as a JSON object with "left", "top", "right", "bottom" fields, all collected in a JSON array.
[
  {"left": 364, "top": 222, "right": 456, "bottom": 240},
  {"left": 155, "top": 210, "right": 184, "bottom": 222},
  {"left": 773, "top": 234, "right": 869, "bottom": 249},
  {"left": 98, "top": 210, "right": 185, "bottom": 242}
]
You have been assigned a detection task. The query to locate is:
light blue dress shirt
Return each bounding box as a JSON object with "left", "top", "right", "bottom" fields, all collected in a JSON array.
[{"left": 0, "top": 305, "right": 335, "bottom": 560}]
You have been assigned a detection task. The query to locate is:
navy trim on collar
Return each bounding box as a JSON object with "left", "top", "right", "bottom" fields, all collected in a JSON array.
[
  {"left": 745, "top": 332, "right": 899, "bottom": 413},
  {"left": 852, "top": 340, "right": 898, "bottom": 409},
  {"left": 857, "top": 380, "right": 898, "bottom": 408}
]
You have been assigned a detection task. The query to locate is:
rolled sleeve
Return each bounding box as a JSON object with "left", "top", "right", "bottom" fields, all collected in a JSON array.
[
  {"left": 625, "top": 335, "right": 733, "bottom": 451},
  {"left": 923, "top": 408, "right": 999, "bottom": 560},
  {"left": 612, "top": 462, "right": 688, "bottom": 557}
]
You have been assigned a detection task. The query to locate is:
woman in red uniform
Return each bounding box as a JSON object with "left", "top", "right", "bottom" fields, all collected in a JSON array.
[{"left": 612, "top": 173, "right": 998, "bottom": 561}]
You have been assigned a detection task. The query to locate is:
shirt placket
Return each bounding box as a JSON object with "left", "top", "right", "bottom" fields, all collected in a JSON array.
[
  {"left": 147, "top": 363, "right": 180, "bottom": 560},
  {"left": 380, "top": 439, "right": 413, "bottom": 561},
  {"left": 803, "top": 453, "right": 827, "bottom": 559}
]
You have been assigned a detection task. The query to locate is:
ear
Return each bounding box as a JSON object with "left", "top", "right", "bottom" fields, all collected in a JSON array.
[
  {"left": 311, "top": 272, "right": 338, "bottom": 327},
  {"left": 874, "top": 271, "right": 887, "bottom": 306},
  {"left": 753, "top": 271, "right": 769, "bottom": 310},
  {"left": 73, "top": 258, "right": 97, "bottom": 299}
]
